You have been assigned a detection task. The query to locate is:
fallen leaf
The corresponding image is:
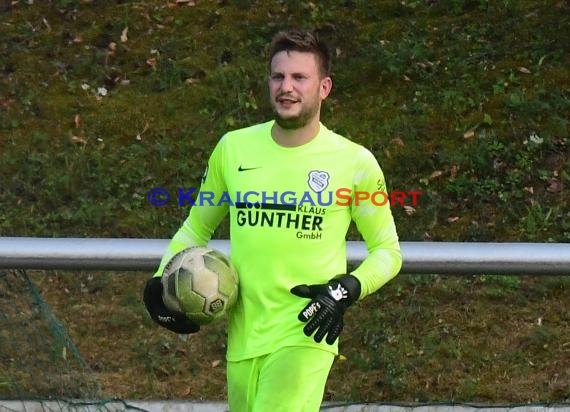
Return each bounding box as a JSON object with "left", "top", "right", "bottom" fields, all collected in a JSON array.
[
  {"left": 136, "top": 121, "right": 150, "bottom": 141},
  {"left": 429, "top": 170, "right": 443, "bottom": 180},
  {"left": 211, "top": 359, "right": 221, "bottom": 368},
  {"left": 146, "top": 57, "right": 157, "bottom": 69},
  {"left": 121, "top": 27, "right": 128, "bottom": 43},
  {"left": 181, "top": 386, "right": 192, "bottom": 397},
  {"left": 0, "top": 98, "right": 13, "bottom": 109},
  {"left": 71, "top": 136, "right": 87, "bottom": 145},
  {"left": 403, "top": 206, "right": 416, "bottom": 216},
  {"left": 529, "top": 132, "right": 543, "bottom": 144},
  {"left": 403, "top": 74, "right": 412, "bottom": 82},
  {"left": 185, "top": 78, "right": 200, "bottom": 85},
  {"left": 42, "top": 18, "right": 51, "bottom": 32},
  {"left": 391, "top": 137, "right": 405, "bottom": 147},
  {"left": 546, "top": 178, "right": 562, "bottom": 193},
  {"left": 450, "top": 164, "right": 459, "bottom": 178},
  {"left": 518, "top": 67, "right": 531, "bottom": 74}
]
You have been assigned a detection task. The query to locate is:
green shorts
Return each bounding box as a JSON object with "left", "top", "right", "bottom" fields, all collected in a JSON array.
[{"left": 227, "top": 346, "right": 335, "bottom": 412}]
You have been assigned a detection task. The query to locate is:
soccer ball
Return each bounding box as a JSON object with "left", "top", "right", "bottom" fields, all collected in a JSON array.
[{"left": 161, "top": 246, "right": 239, "bottom": 325}]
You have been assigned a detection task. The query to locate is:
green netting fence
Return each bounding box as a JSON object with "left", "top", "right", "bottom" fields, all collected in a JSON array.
[{"left": 0, "top": 270, "right": 110, "bottom": 410}]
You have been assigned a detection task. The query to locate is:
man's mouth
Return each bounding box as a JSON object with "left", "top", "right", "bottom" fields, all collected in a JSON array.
[{"left": 277, "top": 96, "right": 299, "bottom": 104}]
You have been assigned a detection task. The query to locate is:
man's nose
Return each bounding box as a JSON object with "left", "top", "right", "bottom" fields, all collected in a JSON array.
[{"left": 280, "top": 76, "right": 294, "bottom": 92}]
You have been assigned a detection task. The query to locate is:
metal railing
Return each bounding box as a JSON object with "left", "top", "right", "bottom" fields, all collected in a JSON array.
[{"left": 0, "top": 237, "right": 569, "bottom": 275}]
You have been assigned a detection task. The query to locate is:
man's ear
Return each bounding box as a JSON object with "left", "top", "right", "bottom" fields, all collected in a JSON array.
[{"left": 320, "top": 76, "right": 332, "bottom": 100}]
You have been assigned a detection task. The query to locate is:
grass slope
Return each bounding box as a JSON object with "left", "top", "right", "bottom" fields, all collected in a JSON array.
[{"left": 32, "top": 270, "right": 570, "bottom": 403}]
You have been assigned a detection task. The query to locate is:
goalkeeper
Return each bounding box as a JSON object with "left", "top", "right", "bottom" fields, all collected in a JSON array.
[{"left": 144, "top": 28, "right": 402, "bottom": 412}]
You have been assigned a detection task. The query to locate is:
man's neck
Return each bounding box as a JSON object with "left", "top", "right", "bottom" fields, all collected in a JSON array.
[{"left": 271, "top": 118, "right": 321, "bottom": 148}]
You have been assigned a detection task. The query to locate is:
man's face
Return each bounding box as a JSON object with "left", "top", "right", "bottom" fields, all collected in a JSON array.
[{"left": 269, "top": 50, "right": 331, "bottom": 130}]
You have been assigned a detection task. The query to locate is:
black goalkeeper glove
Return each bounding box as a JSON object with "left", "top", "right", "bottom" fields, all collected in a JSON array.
[
  {"left": 290, "top": 274, "right": 361, "bottom": 345},
  {"left": 143, "top": 277, "right": 200, "bottom": 334}
]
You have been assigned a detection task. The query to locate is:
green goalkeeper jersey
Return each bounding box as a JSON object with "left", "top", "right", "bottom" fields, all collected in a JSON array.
[{"left": 154, "top": 120, "right": 402, "bottom": 361}]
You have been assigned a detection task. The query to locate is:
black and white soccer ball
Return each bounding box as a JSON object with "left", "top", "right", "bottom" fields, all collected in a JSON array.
[{"left": 161, "top": 247, "right": 239, "bottom": 325}]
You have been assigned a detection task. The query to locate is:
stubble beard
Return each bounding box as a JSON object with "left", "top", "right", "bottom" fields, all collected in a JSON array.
[{"left": 273, "top": 102, "right": 319, "bottom": 130}]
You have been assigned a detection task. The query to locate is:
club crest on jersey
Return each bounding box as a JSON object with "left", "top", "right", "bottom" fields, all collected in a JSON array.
[{"left": 308, "top": 170, "right": 330, "bottom": 193}]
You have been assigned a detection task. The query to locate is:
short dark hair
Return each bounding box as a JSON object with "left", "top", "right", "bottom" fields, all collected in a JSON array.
[{"left": 268, "top": 29, "right": 332, "bottom": 78}]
